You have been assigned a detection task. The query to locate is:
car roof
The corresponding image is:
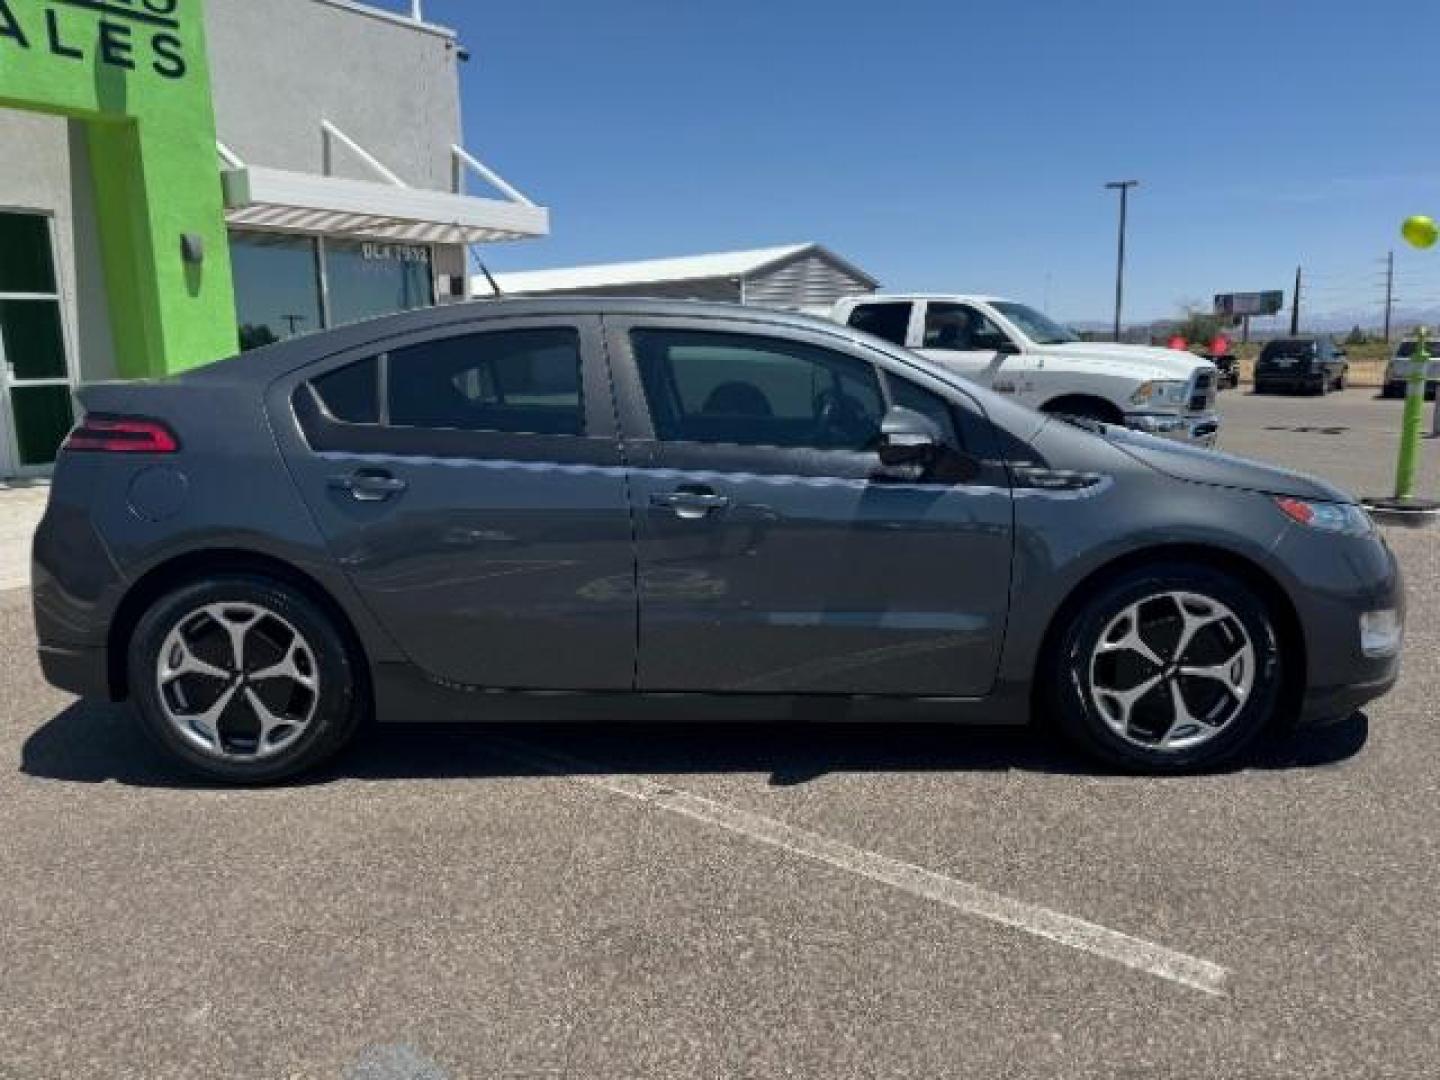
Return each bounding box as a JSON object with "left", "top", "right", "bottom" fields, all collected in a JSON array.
[
  {"left": 176, "top": 297, "right": 852, "bottom": 383},
  {"left": 848, "top": 293, "right": 1011, "bottom": 304},
  {"left": 171, "top": 295, "right": 1053, "bottom": 445}
]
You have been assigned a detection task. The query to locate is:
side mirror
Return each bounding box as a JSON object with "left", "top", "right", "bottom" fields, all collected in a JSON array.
[
  {"left": 994, "top": 339, "right": 1022, "bottom": 356},
  {"left": 877, "top": 406, "right": 943, "bottom": 466}
]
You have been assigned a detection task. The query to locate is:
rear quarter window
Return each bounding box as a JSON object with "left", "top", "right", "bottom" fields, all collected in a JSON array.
[{"left": 312, "top": 355, "right": 380, "bottom": 424}]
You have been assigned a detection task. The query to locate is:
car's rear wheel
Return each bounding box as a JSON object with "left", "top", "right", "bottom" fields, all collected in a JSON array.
[
  {"left": 129, "top": 575, "right": 365, "bottom": 783},
  {"left": 1047, "top": 563, "right": 1282, "bottom": 773}
]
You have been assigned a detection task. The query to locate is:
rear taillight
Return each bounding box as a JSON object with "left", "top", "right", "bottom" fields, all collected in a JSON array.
[{"left": 63, "top": 415, "right": 179, "bottom": 454}]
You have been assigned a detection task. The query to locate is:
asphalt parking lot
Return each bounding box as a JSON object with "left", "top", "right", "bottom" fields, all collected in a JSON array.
[{"left": 2, "top": 389, "right": 1437, "bottom": 1079}]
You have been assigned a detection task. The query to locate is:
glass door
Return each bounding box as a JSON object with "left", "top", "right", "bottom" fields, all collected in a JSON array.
[{"left": 0, "top": 212, "right": 74, "bottom": 476}]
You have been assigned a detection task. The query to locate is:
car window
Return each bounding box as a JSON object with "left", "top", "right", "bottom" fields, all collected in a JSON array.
[
  {"left": 989, "top": 301, "right": 1079, "bottom": 345},
  {"left": 386, "top": 328, "right": 584, "bottom": 436},
  {"left": 631, "top": 329, "right": 884, "bottom": 451},
  {"left": 885, "top": 372, "right": 962, "bottom": 448},
  {"left": 1261, "top": 340, "right": 1315, "bottom": 360},
  {"left": 924, "top": 303, "right": 1010, "bottom": 351},
  {"left": 847, "top": 302, "right": 912, "bottom": 346},
  {"left": 312, "top": 355, "right": 380, "bottom": 424}
]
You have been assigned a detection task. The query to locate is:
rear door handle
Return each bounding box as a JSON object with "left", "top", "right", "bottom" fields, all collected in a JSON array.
[
  {"left": 329, "top": 469, "right": 408, "bottom": 502},
  {"left": 650, "top": 489, "right": 731, "bottom": 519}
]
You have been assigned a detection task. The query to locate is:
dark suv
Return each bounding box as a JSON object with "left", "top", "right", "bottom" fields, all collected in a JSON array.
[
  {"left": 33, "top": 300, "right": 1402, "bottom": 782},
  {"left": 1254, "top": 337, "right": 1349, "bottom": 395}
]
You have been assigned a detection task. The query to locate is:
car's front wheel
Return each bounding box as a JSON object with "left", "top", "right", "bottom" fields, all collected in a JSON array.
[
  {"left": 129, "top": 575, "right": 366, "bottom": 783},
  {"left": 1047, "top": 563, "right": 1283, "bottom": 773}
]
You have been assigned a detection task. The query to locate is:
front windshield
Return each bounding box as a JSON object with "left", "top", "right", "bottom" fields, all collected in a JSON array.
[{"left": 990, "top": 301, "right": 1079, "bottom": 345}]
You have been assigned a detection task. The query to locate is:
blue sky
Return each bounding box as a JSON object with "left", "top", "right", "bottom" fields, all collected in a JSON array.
[{"left": 398, "top": 0, "right": 1440, "bottom": 324}]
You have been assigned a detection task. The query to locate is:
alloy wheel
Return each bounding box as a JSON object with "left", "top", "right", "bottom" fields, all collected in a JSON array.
[
  {"left": 155, "top": 602, "right": 320, "bottom": 760},
  {"left": 1086, "top": 591, "right": 1256, "bottom": 752}
]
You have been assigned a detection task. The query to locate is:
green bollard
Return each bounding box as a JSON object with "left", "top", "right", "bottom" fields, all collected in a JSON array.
[{"left": 1394, "top": 328, "right": 1429, "bottom": 501}]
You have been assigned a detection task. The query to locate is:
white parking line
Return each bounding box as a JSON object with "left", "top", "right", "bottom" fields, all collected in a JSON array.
[{"left": 496, "top": 739, "right": 1231, "bottom": 998}]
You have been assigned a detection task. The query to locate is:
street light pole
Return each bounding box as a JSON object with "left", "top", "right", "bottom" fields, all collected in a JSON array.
[{"left": 1105, "top": 180, "right": 1139, "bottom": 342}]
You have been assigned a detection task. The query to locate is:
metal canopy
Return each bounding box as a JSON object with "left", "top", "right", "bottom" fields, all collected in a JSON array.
[{"left": 219, "top": 126, "right": 550, "bottom": 244}]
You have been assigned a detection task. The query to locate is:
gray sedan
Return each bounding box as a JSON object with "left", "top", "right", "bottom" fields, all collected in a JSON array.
[{"left": 33, "top": 300, "right": 1402, "bottom": 781}]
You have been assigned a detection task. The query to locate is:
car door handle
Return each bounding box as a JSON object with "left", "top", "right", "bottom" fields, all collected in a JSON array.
[
  {"left": 650, "top": 489, "right": 731, "bottom": 519},
  {"left": 329, "top": 469, "right": 408, "bottom": 502}
]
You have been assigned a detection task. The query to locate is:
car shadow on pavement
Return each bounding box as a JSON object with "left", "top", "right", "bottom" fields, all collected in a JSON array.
[{"left": 20, "top": 699, "right": 1370, "bottom": 790}]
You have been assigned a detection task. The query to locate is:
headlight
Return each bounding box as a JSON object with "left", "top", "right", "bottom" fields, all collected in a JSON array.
[
  {"left": 1130, "top": 380, "right": 1188, "bottom": 407},
  {"left": 1274, "top": 496, "right": 1373, "bottom": 535}
]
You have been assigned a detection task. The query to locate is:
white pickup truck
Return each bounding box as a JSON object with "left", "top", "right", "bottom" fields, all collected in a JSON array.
[{"left": 821, "top": 294, "right": 1220, "bottom": 447}]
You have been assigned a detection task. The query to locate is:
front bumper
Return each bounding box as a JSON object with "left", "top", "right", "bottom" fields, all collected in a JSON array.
[
  {"left": 1274, "top": 523, "right": 1405, "bottom": 725},
  {"left": 1122, "top": 410, "right": 1220, "bottom": 448}
]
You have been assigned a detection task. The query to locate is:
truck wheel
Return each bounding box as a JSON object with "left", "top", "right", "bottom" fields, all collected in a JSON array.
[{"left": 1045, "top": 562, "right": 1282, "bottom": 773}]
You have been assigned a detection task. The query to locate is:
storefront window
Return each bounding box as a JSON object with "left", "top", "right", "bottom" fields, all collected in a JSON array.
[
  {"left": 0, "top": 211, "right": 72, "bottom": 471},
  {"left": 11, "top": 385, "right": 75, "bottom": 467},
  {"left": 230, "top": 233, "right": 323, "bottom": 351},
  {"left": 0, "top": 214, "right": 57, "bottom": 294},
  {"left": 325, "top": 240, "right": 433, "bottom": 328},
  {"left": 229, "top": 232, "right": 435, "bottom": 351}
]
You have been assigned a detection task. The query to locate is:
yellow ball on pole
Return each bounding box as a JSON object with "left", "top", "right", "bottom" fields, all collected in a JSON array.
[{"left": 1402, "top": 215, "right": 1438, "bottom": 249}]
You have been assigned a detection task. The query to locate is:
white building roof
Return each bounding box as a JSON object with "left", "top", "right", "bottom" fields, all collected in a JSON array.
[{"left": 479, "top": 244, "right": 876, "bottom": 296}]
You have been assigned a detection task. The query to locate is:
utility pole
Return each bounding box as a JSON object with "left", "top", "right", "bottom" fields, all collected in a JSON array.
[
  {"left": 1289, "top": 265, "right": 1302, "bottom": 335},
  {"left": 1383, "top": 250, "right": 1395, "bottom": 343},
  {"left": 1105, "top": 180, "right": 1139, "bottom": 342}
]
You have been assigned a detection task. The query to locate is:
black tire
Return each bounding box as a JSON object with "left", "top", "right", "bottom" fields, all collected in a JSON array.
[
  {"left": 1045, "top": 562, "right": 1282, "bottom": 774},
  {"left": 128, "top": 574, "right": 366, "bottom": 783}
]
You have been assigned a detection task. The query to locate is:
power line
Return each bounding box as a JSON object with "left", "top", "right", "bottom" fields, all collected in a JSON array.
[{"left": 1384, "top": 250, "right": 1394, "bottom": 343}]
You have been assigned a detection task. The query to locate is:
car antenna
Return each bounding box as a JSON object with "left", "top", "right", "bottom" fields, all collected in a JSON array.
[{"left": 470, "top": 247, "right": 503, "bottom": 297}]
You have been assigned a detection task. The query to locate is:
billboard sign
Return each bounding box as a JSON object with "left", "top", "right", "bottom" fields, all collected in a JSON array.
[{"left": 1214, "top": 291, "right": 1284, "bottom": 318}]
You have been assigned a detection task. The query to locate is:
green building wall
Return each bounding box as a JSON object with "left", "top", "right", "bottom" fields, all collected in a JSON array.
[{"left": 0, "top": 0, "right": 237, "bottom": 378}]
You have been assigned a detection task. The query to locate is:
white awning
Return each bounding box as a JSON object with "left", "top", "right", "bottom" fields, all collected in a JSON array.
[
  {"left": 218, "top": 128, "right": 550, "bottom": 245},
  {"left": 223, "top": 166, "right": 550, "bottom": 244}
]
